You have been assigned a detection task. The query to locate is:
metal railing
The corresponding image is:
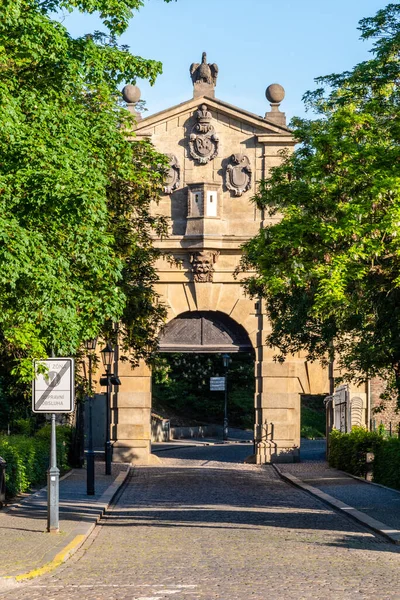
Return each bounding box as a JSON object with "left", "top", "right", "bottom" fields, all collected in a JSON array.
[{"left": 370, "top": 420, "right": 400, "bottom": 438}]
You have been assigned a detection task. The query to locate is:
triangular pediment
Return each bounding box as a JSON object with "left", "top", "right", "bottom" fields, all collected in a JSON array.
[{"left": 134, "top": 95, "right": 291, "bottom": 137}]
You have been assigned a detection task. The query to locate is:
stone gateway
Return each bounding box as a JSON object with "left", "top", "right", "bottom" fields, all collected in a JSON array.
[{"left": 107, "top": 53, "right": 332, "bottom": 465}]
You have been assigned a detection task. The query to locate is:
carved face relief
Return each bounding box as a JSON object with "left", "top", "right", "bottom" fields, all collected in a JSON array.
[
  {"left": 189, "top": 104, "right": 219, "bottom": 164},
  {"left": 164, "top": 154, "right": 181, "bottom": 194},
  {"left": 190, "top": 251, "right": 219, "bottom": 283},
  {"left": 225, "top": 153, "right": 252, "bottom": 196}
]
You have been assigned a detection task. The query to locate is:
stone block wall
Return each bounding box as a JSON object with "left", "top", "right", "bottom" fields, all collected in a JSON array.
[{"left": 370, "top": 376, "right": 399, "bottom": 430}]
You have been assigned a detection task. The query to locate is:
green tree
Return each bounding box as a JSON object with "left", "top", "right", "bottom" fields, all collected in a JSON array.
[
  {"left": 242, "top": 5, "right": 400, "bottom": 396},
  {"left": 0, "top": 0, "right": 174, "bottom": 385}
]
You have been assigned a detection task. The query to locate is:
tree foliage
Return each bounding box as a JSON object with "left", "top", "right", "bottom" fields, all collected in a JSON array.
[
  {"left": 242, "top": 4, "right": 400, "bottom": 395},
  {"left": 0, "top": 0, "right": 173, "bottom": 382}
]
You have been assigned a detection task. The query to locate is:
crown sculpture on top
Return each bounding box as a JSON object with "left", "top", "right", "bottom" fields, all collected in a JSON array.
[{"left": 190, "top": 52, "right": 218, "bottom": 98}]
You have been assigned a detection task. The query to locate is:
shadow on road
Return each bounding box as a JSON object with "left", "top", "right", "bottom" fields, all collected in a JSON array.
[{"left": 97, "top": 465, "right": 400, "bottom": 555}]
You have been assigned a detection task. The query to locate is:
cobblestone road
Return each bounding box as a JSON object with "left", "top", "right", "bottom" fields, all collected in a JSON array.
[{"left": 3, "top": 445, "right": 400, "bottom": 600}]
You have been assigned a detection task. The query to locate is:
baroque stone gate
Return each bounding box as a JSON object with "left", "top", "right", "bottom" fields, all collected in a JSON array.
[{"left": 109, "top": 54, "right": 330, "bottom": 464}]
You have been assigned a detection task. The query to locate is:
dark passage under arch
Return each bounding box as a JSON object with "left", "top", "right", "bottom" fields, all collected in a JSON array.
[{"left": 158, "top": 311, "right": 253, "bottom": 353}]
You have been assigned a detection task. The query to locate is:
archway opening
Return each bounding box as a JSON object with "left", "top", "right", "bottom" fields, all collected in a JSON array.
[{"left": 152, "top": 311, "right": 255, "bottom": 449}]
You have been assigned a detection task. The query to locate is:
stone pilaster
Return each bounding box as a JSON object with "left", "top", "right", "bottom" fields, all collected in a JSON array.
[{"left": 112, "top": 360, "right": 154, "bottom": 464}]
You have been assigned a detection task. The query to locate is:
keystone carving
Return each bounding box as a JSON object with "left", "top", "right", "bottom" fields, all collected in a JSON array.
[
  {"left": 189, "top": 104, "right": 219, "bottom": 164},
  {"left": 164, "top": 154, "right": 181, "bottom": 194},
  {"left": 225, "top": 153, "right": 252, "bottom": 196},
  {"left": 190, "top": 250, "right": 219, "bottom": 283}
]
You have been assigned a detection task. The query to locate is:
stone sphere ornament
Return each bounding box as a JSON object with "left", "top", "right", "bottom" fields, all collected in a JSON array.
[
  {"left": 265, "top": 84, "right": 285, "bottom": 104},
  {"left": 122, "top": 84, "right": 141, "bottom": 104}
]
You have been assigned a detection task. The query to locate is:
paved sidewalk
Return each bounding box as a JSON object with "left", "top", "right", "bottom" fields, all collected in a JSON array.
[
  {"left": 277, "top": 460, "right": 400, "bottom": 543},
  {"left": 0, "top": 462, "right": 129, "bottom": 585}
]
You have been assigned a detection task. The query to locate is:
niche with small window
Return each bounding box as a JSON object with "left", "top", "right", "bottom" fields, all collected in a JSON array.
[{"left": 187, "top": 183, "right": 220, "bottom": 219}]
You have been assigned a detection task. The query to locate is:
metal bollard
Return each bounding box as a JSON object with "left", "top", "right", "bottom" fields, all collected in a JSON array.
[
  {"left": 0, "top": 457, "right": 6, "bottom": 507},
  {"left": 365, "top": 451, "right": 374, "bottom": 481}
]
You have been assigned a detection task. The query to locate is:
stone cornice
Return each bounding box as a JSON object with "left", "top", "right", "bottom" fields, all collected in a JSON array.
[{"left": 135, "top": 95, "right": 292, "bottom": 137}]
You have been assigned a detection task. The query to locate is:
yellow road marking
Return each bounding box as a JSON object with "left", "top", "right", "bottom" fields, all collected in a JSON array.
[{"left": 14, "top": 534, "right": 86, "bottom": 581}]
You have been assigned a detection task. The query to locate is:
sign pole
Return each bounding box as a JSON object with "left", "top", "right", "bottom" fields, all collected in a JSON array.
[
  {"left": 33, "top": 357, "right": 74, "bottom": 533},
  {"left": 223, "top": 374, "right": 229, "bottom": 441},
  {"left": 47, "top": 413, "right": 60, "bottom": 532}
]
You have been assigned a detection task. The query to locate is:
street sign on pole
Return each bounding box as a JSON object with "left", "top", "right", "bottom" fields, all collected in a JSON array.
[
  {"left": 210, "top": 376, "right": 226, "bottom": 391},
  {"left": 32, "top": 357, "right": 74, "bottom": 533},
  {"left": 32, "top": 358, "right": 74, "bottom": 413}
]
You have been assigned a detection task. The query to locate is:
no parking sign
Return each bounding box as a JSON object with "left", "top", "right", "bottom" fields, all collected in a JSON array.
[{"left": 32, "top": 358, "right": 74, "bottom": 413}]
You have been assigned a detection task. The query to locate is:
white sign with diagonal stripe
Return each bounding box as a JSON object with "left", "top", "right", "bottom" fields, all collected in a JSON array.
[
  {"left": 210, "top": 376, "right": 226, "bottom": 391},
  {"left": 32, "top": 358, "right": 74, "bottom": 413}
]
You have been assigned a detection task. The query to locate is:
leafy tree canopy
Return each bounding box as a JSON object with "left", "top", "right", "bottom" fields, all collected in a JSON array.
[
  {"left": 0, "top": 0, "right": 173, "bottom": 381},
  {"left": 242, "top": 4, "right": 400, "bottom": 395}
]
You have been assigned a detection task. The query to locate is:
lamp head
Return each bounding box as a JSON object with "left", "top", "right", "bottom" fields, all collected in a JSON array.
[
  {"left": 101, "top": 342, "right": 114, "bottom": 368},
  {"left": 84, "top": 337, "right": 98, "bottom": 351},
  {"left": 222, "top": 353, "right": 231, "bottom": 368}
]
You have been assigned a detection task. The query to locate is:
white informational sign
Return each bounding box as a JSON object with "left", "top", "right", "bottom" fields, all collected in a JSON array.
[
  {"left": 32, "top": 358, "right": 74, "bottom": 413},
  {"left": 210, "top": 376, "right": 226, "bottom": 391}
]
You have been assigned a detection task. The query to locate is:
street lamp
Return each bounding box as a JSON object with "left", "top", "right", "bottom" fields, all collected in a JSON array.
[
  {"left": 222, "top": 353, "right": 231, "bottom": 441},
  {"left": 84, "top": 337, "right": 98, "bottom": 495},
  {"left": 100, "top": 343, "right": 121, "bottom": 474},
  {"left": 101, "top": 343, "right": 114, "bottom": 475}
]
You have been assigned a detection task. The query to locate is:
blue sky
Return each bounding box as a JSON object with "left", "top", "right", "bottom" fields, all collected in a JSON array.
[{"left": 59, "top": 0, "right": 387, "bottom": 122}]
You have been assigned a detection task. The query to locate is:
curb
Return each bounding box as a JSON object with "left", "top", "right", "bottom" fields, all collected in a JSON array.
[
  {"left": 2, "top": 466, "right": 131, "bottom": 583},
  {"left": 152, "top": 443, "right": 215, "bottom": 453},
  {"left": 152, "top": 440, "right": 253, "bottom": 453},
  {"left": 273, "top": 465, "right": 400, "bottom": 545}
]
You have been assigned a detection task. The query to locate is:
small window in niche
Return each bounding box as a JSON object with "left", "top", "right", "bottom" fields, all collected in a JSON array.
[{"left": 206, "top": 190, "right": 218, "bottom": 217}]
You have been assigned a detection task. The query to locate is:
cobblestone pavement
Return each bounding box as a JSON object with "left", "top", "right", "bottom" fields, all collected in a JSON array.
[
  {"left": 3, "top": 446, "right": 400, "bottom": 600},
  {"left": 0, "top": 463, "right": 127, "bottom": 577}
]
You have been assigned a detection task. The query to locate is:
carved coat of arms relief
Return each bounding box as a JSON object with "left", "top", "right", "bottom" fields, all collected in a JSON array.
[
  {"left": 189, "top": 104, "right": 219, "bottom": 164},
  {"left": 225, "top": 153, "right": 252, "bottom": 196},
  {"left": 163, "top": 154, "right": 181, "bottom": 194}
]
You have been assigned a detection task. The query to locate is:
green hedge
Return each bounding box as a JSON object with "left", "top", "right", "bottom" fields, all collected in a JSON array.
[
  {"left": 329, "top": 427, "right": 400, "bottom": 490},
  {"left": 373, "top": 438, "right": 400, "bottom": 490},
  {"left": 329, "top": 427, "right": 384, "bottom": 477},
  {"left": 0, "top": 425, "right": 71, "bottom": 499}
]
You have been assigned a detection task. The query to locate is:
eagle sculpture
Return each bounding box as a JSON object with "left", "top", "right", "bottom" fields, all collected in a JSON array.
[{"left": 190, "top": 52, "right": 218, "bottom": 86}]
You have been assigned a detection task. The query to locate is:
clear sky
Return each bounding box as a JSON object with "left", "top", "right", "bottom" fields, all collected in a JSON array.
[{"left": 59, "top": 0, "right": 388, "bottom": 122}]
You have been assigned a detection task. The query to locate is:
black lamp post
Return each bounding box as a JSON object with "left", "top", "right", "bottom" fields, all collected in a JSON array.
[
  {"left": 222, "top": 353, "right": 231, "bottom": 441},
  {"left": 101, "top": 342, "right": 115, "bottom": 475},
  {"left": 84, "top": 337, "right": 98, "bottom": 495}
]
